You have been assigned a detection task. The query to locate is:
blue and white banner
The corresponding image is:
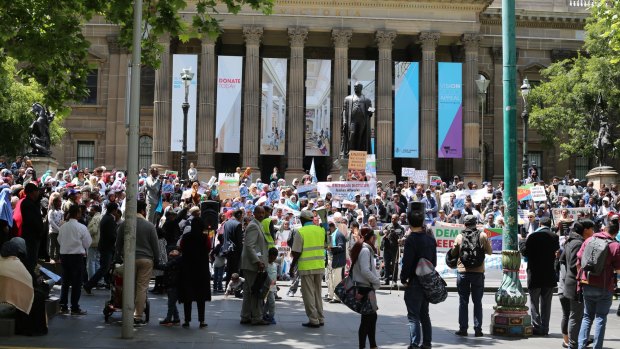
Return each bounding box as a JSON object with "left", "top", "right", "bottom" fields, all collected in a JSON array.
[
  {"left": 171, "top": 54, "right": 198, "bottom": 151},
  {"left": 437, "top": 62, "right": 463, "bottom": 158},
  {"left": 394, "top": 62, "right": 419, "bottom": 158},
  {"left": 215, "top": 56, "right": 243, "bottom": 153}
]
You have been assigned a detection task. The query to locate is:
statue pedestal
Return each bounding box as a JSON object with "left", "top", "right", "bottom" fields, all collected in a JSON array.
[
  {"left": 585, "top": 166, "right": 619, "bottom": 191},
  {"left": 490, "top": 309, "right": 533, "bottom": 337},
  {"left": 29, "top": 157, "right": 58, "bottom": 178}
]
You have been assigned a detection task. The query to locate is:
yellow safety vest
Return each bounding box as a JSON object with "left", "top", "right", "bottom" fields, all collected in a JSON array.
[
  {"left": 298, "top": 224, "right": 326, "bottom": 271},
  {"left": 261, "top": 218, "right": 275, "bottom": 249}
]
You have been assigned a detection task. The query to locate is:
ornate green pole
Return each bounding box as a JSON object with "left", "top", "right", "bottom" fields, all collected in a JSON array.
[{"left": 490, "top": 0, "right": 532, "bottom": 337}]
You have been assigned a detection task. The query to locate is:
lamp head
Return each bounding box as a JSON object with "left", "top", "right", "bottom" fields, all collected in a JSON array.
[
  {"left": 181, "top": 68, "right": 194, "bottom": 86},
  {"left": 520, "top": 78, "right": 531, "bottom": 98}
]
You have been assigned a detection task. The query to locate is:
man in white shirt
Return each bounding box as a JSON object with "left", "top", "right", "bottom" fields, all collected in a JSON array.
[{"left": 58, "top": 205, "right": 92, "bottom": 315}]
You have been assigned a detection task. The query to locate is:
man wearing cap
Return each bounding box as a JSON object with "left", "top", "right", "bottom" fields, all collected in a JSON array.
[
  {"left": 519, "top": 216, "right": 560, "bottom": 336},
  {"left": 559, "top": 219, "right": 594, "bottom": 349},
  {"left": 291, "top": 210, "right": 327, "bottom": 328},
  {"left": 576, "top": 215, "right": 620, "bottom": 348},
  {"left": 597, "top": 197, "right": 615, "bottom": 226},
  {"left": 381, "top": 214, "right": 404, "bottom": 286},
  {"left": 450, "top": 215, "right": 492, "bottom": 337},
  {"left": 420, "top": 189, "right": 438, "bottom": 223}
]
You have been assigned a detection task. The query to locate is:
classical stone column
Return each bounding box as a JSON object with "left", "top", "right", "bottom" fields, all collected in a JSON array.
[
  {"left": 375, "top": 30, "right": 397, "bottom": 182},
  {"left": 330, "top": 29, "right": 352, "bottom": 178},
  {"left": 419, "top": 32, "right": 440, "bottom": 175},
  {"left": 242, "top": 26, "right": 263, "bottom": 172},
  {"left": 152, "top": 35, "right": 172, "bottom": 169},
  {"left": 197, "top": 34, "right": 218, "bottom": 178},
  {"left": 492, "top": 47, "right": 504, "bottom": 182},
  {"left": 462, "top": 33, "right": 482, "bottom": 184},
  {"left": 285, "top": 27, "right": 308, "bottom": 182}
]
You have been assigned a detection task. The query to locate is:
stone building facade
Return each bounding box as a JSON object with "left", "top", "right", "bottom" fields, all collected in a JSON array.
[{"left": 53, "top": 0, "right": 593, "bottom": 183}]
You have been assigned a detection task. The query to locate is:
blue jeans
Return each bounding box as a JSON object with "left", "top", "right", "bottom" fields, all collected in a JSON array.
[
  {"left": 85, "top": 251, "right": 113, "bottom": 289},
  {"left": 404, "top": 282, "right": 432, "bottom": 347},
  {"left": 578, "top": 285, "right": 613, "bottom": 349},
  {"left": 213, "top": 266, "right": 224, "bottom": 291},
  {"left": 86, "top": 247, "right": 100, "bottom": 280},
  {"left": 457, "top": 272, "right": 484, "bottom": 332}
]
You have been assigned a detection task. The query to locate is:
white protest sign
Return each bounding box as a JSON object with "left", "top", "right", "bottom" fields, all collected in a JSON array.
[
  {"left": 317, "top": 181, "right": 375, "bottom": 202},
  {"left": 401, "top": 167, "right": 416, "bottom": 177},
  {"left": 529, "top": 185, "right": 547, "bottom": 202},
  {"left": 551, "top": 207, "right": 592, "bottom": 222},
  {"left": 558, "top": 184, "right": 570, "bottom": 197},
  {"left": 412, "top": 170, "right": 428, "bottom": 185},
  {"left": 432, "top": 222, "right": 466, "bottom": 252}
]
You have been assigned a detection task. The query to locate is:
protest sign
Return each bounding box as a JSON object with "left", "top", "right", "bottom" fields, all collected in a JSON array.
[
  {"left": 551, "top": 207, "right": 591, "bottom": 222},
  {"left": 162, "top": 183, "right": 174, "bottom": 194},
  {"left": 411, "top": 170, "right": 428, "bottom": 185},
  {"left": 517, "top": 185, "right": 532, "bottom": 202},
  {"left": 529, "top": 185, "right": 548, "bottom": 202},
  {"left": 218, "top": 173, "right": 239, "bottom": 200},
  {"left": 317, "top": 181, "right": 375, "bottom": 202},
  {"left": 470, "top": 189, "right": 492, "bottom": 204},
  {"left": 558, "top": 184, "right": 570, "bottom": 197},
  {"left": 347, "top": 151, "right": 367, "bottom": 181},
  {"left": 297, "top": 184, "right": 318, "bottom": 199},
  {"left": 432, "top": 222, "right": 465, "bottom": 252},
  {"left": 401, "top": 167, "right": 415, "bottom": 178},
  {"left": 430, "top": 176, "right": 442, "bottom": 186},
  {"left": 366, "top": 154, "right": 377, "bottom": 181}
]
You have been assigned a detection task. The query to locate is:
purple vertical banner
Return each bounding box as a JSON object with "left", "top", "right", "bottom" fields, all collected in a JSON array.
[{"left": 437, "top": 62, "right": 462, "bottom": 158}]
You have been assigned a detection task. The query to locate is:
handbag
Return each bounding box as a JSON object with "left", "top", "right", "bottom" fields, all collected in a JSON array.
[
  {"left": 415, "top": 257, "right": 447, "bottom": 304},
  {"left": 445, "top": 247, "right": 458, "bottom": 269},
  {"left": 335, "top": 247, "right": 378, "bottom": 315}
]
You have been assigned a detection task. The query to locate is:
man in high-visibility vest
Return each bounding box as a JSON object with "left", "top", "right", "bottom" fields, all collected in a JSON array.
[{"left": 291, "top": 210, "right": 327, "bottom": 328}]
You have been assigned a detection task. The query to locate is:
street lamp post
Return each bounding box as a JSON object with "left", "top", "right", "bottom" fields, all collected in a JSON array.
[
  {"left": 476, "top": 76, "right": 490, "bottom": 181},
  {"left": 521, "top": 78, "right": 531, "bottom": 182},
  {"left": 180, "top": 68, "right": 194, "bottom": 182}
]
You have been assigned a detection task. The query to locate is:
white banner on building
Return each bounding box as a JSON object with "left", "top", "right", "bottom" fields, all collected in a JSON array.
[
  {"left": 260, "top": 58, "right": 288, "bottom": 155},
  {"left": 171, "top": 54, "right": 198, "bottom": 151},
  {"left": 215, "top": 56, "right": 243, "bottom": 153},
  {"left": 305, "top": 59, "right": 332, "bottom": 156}
]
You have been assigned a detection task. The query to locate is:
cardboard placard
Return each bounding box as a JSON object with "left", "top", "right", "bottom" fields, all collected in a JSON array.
[{"left": 401, "top": 167, "right": 416, "bottom": 177}]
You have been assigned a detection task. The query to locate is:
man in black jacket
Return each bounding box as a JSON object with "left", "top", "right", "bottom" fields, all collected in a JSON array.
[
  {"left": 162, "top": 207, "right": 188, "bottom": 250},
  {"left": 223, "top": 209, "right": 244, "bottom": 290},
  {"left": 560, "top": 219, "right": 594, "bottom": 349},
  {"left": 21, "top": 183, "right": 45, "bottom": 274},
  {"left": 84, "top": 202, "right": 120, "bottom": 293},
  {"left": 519, "top": 216, "right": 560, "bottom": 336},
  {"left": 325, "top": 221, "right": 346, "bottom": 303},
  {"left": 401, "top": 202, "right": 436, "bottom": 349},
  {"left": 381, "top": 214, "right": 404, "bottom": 285}
]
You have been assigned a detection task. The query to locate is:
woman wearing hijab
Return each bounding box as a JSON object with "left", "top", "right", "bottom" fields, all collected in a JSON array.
[
  {"left": 349, "top": 226, "right": 381, "bottom": 349},
  {"left": 178, "top": 217, "right": 211, "bottom": 328},
  {"left": 0, "top": 187, "right": 13, "bottom": 246},
  {"left": 286, "top": 195, "right": 300, "bottom": 211}
]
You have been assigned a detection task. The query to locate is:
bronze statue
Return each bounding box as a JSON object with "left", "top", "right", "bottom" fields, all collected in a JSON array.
[
  {"left": 340, "top": 82, "right": 374, "bottom": 158},
  {"left": 29, "top": 103, "right": 54, "bottom": 157},
  {"left": 593, "top": 93, "right": 613, "bottom": 167}
]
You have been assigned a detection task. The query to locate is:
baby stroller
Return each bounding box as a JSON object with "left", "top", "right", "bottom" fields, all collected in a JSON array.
[{"left": 103, "top": 263, "right": 150, "bottom": 323}]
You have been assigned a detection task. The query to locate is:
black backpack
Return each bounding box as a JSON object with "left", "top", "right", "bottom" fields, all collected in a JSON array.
[{"left": 459, "top": 228, "right": 485, "bottom": 268}]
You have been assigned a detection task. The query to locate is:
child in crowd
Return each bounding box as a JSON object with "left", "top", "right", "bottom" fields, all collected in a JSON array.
[
  {"left": 159, "top": 249, "right": 182, "bottom": 326},
  {"left": 263, "top": 247, "right": 279, "bottom": 325},
  {"left": 210, "top": 234, "right": 226, "bottom": 293},
  {"left": 225, "top": 273, "right": 244, "bottom": 298}
]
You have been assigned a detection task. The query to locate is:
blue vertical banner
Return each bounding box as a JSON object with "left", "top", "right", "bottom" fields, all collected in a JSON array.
[
  {"left": 437, "top": 62, "right": 463, "bottom": 158},
  {"left": 394, "top": 62, "right": 419, "bottom": 158}
]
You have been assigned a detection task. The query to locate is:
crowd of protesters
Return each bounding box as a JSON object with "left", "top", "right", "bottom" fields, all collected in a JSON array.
[{"left": 0, "top": 157, "right": 618, "bottom": 349}]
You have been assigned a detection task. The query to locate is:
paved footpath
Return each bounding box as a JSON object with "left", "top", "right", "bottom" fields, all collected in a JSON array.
[{"left": 2, "top": 283, "right": 619, "bottom": 349}]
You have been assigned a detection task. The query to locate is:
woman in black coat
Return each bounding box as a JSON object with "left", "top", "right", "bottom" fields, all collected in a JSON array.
[{"left": 179, "top": 217, "right": 211, "bottom": 328}]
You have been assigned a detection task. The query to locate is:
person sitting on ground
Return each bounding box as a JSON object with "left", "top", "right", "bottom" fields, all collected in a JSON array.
[{"left": 225, "top": 273, "right": 244, "bottom": 298}]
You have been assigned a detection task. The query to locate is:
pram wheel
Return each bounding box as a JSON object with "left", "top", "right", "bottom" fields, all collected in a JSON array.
[{"left": 144, "top": 299, "right": 150, "bottom": 323}]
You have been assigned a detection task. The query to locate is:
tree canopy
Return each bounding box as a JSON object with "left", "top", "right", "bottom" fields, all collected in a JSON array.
[
  {"left": 528, "top": 0, "right": 620, "bottom": 161},
  {"left": 0, "top": 0, "right": 274, "bottom": 109}
]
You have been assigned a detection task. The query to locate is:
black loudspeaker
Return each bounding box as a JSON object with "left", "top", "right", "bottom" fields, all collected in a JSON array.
[{"left": 201, "top": 200, "right": 221, "bottom": 230}]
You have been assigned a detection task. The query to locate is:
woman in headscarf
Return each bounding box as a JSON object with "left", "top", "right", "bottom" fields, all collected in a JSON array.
[
  {"left": 178, "top": 217, "right": 211, "bottom": 328},
  {"left": 0, "top": 187, "right": 13, "bottom": 246},
  {"left": 286, "top": 194, "right": 300, "bottom": 211}
]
